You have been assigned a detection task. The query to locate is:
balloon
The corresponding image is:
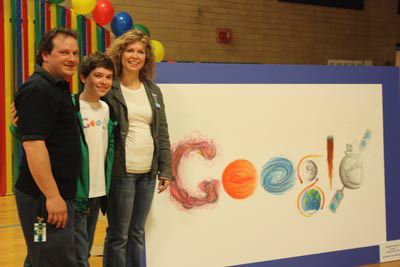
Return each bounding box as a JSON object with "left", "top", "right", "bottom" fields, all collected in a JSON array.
[
  {"left": 71, "top": 0, "right": 97, "bottom": 15},
  {"left": 133, "top": 24, "right": 150, "bottom": 36},
  {"left": 92, "top": 0, "right": 114, "bottom": 26},
  {"left": 150, "top": 40, "right": 165, "bottom": 62},
  {"left": 111, "top": 12, "right": 133, "bottom": 37},
  {"left": 48, "top": 0, "right": 64, "bottom": 4}
]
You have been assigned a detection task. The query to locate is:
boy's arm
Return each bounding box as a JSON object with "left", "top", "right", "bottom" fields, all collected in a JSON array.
[
  {"left": 9, "top": 102, "right": 20, "bottom": 141},
  {"left": 9, "top": 124, "right": 20, "bottom": 141}
]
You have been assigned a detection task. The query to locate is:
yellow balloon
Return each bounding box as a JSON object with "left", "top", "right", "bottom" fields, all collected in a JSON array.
[
  {"left": 150, "top": 40, "right": 165, "bottom": 63},
  {"left": 71, "top": 0, "right": 97, "bottom": 15}
]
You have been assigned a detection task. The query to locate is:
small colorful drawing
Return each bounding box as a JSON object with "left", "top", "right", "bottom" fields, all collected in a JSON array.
[
  {"left": 327, "top": 135, "right": 334, "bottom": 189},
  {"left": 296, "top": 155, "right": 325, "bottom": 217},
  {"left": 329, "top": 129, "right": 372, "bottom": 213},
  {"left": 261, "top": 157, "right": 296, "bottom": 195},
  {"left": 169, "top": 136, "right": 220, "bottom": 210},
  {"left": 297, "top": 179, "right": 325, "bottom": 217},
  {"left": 222, "top": 159, "right": 257, "bottom": 199},
  {"left": 297, "top": 155, "right": 323, "bottom": 183}
]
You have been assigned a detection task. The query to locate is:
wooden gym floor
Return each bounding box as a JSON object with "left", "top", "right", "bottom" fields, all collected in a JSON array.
[
  {"left": 0, "top": 195, "right": 398, "bottom": 267},
  {"left": 0, "top": 195, "right": 104, "bottom": 267}
]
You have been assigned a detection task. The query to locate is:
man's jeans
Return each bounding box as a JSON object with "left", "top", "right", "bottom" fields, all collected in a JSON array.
[
  {"left": 103, "top": 173, "right": 156, "bottom": 267},
  {"left": 15, "top": 189, "right": 77, "bottom": 267},
  {"left": 74, "top": 197, "right": 101, "bottom": 267}
]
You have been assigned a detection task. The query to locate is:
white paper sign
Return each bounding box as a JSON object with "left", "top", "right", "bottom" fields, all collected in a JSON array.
[{"left": 380, "top": 240, "right": 400, "bottom": 262}]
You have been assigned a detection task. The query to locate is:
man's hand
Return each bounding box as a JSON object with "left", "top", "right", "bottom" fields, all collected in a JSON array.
[{"left": 46, "top": 195, "right": 68, "bottom": 228}]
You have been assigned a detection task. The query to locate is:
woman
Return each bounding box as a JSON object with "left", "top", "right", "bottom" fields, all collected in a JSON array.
[{"left": 102, "top": 30, "right": 173, "bottom": 267}]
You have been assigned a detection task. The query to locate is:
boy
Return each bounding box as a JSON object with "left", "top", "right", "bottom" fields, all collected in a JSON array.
[{"left": 73, "top": 51, "right": 116, "bottom": 267}]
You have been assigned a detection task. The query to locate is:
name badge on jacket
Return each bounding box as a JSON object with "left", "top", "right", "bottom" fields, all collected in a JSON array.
[{"left": 152, "top": 93, "right": 161, "bottom": 108}]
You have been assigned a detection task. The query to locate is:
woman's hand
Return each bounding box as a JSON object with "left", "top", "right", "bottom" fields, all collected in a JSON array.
[{"left": 157, "top": 177, "right": 171, "bottom": 193}]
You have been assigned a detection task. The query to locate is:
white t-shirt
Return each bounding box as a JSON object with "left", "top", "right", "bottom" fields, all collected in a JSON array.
[
  {"left": 121, "top": 83, "right": 154, "bottom": 173},
  {"left": 80, "top": 99, "right": 109, "bottom": 198}
]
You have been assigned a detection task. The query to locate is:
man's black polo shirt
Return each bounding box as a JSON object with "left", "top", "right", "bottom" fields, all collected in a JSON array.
[{"left": 14, "top": 66, "right": 81, "bottom": 200}]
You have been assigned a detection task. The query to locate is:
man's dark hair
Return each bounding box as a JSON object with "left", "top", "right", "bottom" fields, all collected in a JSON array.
[
  {"left": 35, "top": 28, "right": 78, "bottom": 66},
  {"left": 79, "top": 51, "right": 114, "bottom": 78}
]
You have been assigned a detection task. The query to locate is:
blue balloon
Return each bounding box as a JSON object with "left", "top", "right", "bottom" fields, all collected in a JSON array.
[{"left": 111, "top": 12, "right": 133, "bottom": 37}]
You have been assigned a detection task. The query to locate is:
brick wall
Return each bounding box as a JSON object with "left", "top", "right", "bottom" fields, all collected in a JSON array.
[{"left": 64, "top": 0, "right": 400, "bottom": 65}]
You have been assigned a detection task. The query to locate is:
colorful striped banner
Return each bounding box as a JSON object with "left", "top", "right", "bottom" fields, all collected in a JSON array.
[
  {"left": 91, "top": 20, "right": 97, "bottom": 53},
  {"left": 0, "top": 0, "right": 6, "bottom": 195},
  {"left": 40, "top": 0, "right": 45, "bottom": 37},
  {"left": 45, "top": 2, "right": 50, "bottom": 31},
  {"left": 56, "top": 4, "right": 63, "bottom": 27},
  {"left": 21, "top": 0, "right": 29, "bottom": 81},
  {"left": 105, "top": 29, "right": 111, "bottom": 48},
  {"left": 15, "top": 0, "right": 23, "bottom": 88},
  {"left": 27, "top": 0, "right": 35, "bottom": 75},
  {"left": 50, "top": 3, "right": 56, "bottom": 29},
  {"left": 97, "top": 25, "right": 104, "bottom": 52},
  {"left": 86, "top": 17, "right": 92, "bottom": 55},
  {"left": 65, "top": 7, "right": 71, "bottom": 28},
  {"left": 10, "top": 0, "right": 16, "bottom": 91},
  {"left": 80, "top": 15, "right": 86, "bottom": 56},
  {"left": 5, "top": 0, "right": 14, "bottom": 196},
  {"left": 12, "top": 0, "right": 22, "bottom": 193},
  {"left": 0, "top": 1, "right": 112, "bottom": 195},
  {"left": 10, "top": 0, "right": 20, "bottom": 195},
  {"left": 34, "top": 0, "right": 40, "bottom": 51},
  {"left": 70, "top": 9, "right": 79, "bottom": 93},
  {"left": 78, "top": 15, "right": 85, "bottom": 92}
]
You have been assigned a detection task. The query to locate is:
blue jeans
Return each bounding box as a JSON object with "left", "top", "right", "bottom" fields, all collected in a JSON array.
[
  {"left": 74, "top": 197, "right": 101, "bottom": 267},
  {"left": 103, "top": 173, "right": 156, "bottom": 267},
  {"left": 15, "top": 189, "right": 77, "bottom": 267}
]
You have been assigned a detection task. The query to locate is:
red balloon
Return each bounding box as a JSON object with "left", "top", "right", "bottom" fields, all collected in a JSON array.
[{"left": 92, "top": 0, "right": 114, "bottom": 26}]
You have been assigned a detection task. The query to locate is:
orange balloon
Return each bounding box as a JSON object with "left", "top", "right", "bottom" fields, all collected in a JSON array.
[{"left": 222, "top": 159, "right": 257, "bottom": 199}]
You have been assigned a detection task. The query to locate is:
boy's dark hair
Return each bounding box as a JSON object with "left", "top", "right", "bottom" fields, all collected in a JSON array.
[
  {"left": 79, "top": 51, "right": 114, "bottom": 78},
  {"left": 35, "top": 28, "right": 78, "bottom": 66}
]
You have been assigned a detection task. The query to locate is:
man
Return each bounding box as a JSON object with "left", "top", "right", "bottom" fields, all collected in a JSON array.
[{"left": 14, "top": 28, "right": 81, "bottom": 267}]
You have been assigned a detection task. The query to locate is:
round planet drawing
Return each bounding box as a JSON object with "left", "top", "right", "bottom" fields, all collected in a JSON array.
[
  {"left": 339, "top": 153, "right": 363, "bottom": 189},
  {"left": 222, "top": 159, "right": 257, "bottom": 199},
  {"left": 299, "top": 159, "right": 318, "bottom": 182},
  {"left": 299, "top": 188, "right": 322, "bottom": 216}
]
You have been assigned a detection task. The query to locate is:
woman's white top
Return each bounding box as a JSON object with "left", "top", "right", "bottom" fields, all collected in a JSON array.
[{"left": 121, "top": 83, "right": 154, "bottom": 173}]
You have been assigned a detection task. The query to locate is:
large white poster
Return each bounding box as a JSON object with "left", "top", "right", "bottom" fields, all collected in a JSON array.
[{"left": 145, "top": 84, "right": 386, "bottom": 267}]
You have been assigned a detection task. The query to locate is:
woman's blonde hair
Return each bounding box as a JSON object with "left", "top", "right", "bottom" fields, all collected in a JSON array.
[{"left": 107, "top": 30, "right": 155, "bottom": 80}]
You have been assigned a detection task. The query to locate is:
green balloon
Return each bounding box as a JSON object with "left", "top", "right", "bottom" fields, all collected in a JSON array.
[
  {"left": 48, "top": 0, "right": 64, "bottom": 3},
  {"left": 133, "top": 24, "right": 150, "bottom": 36}
]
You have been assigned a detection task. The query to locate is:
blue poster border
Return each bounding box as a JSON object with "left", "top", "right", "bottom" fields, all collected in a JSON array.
[{"left": 154, "top": 63, "right": 400, "bottom": 267}]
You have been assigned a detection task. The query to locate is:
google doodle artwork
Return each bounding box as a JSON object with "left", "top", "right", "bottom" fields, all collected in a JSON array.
[{"left": 146, "top": 84, "right": 385, "bottom": 267}]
